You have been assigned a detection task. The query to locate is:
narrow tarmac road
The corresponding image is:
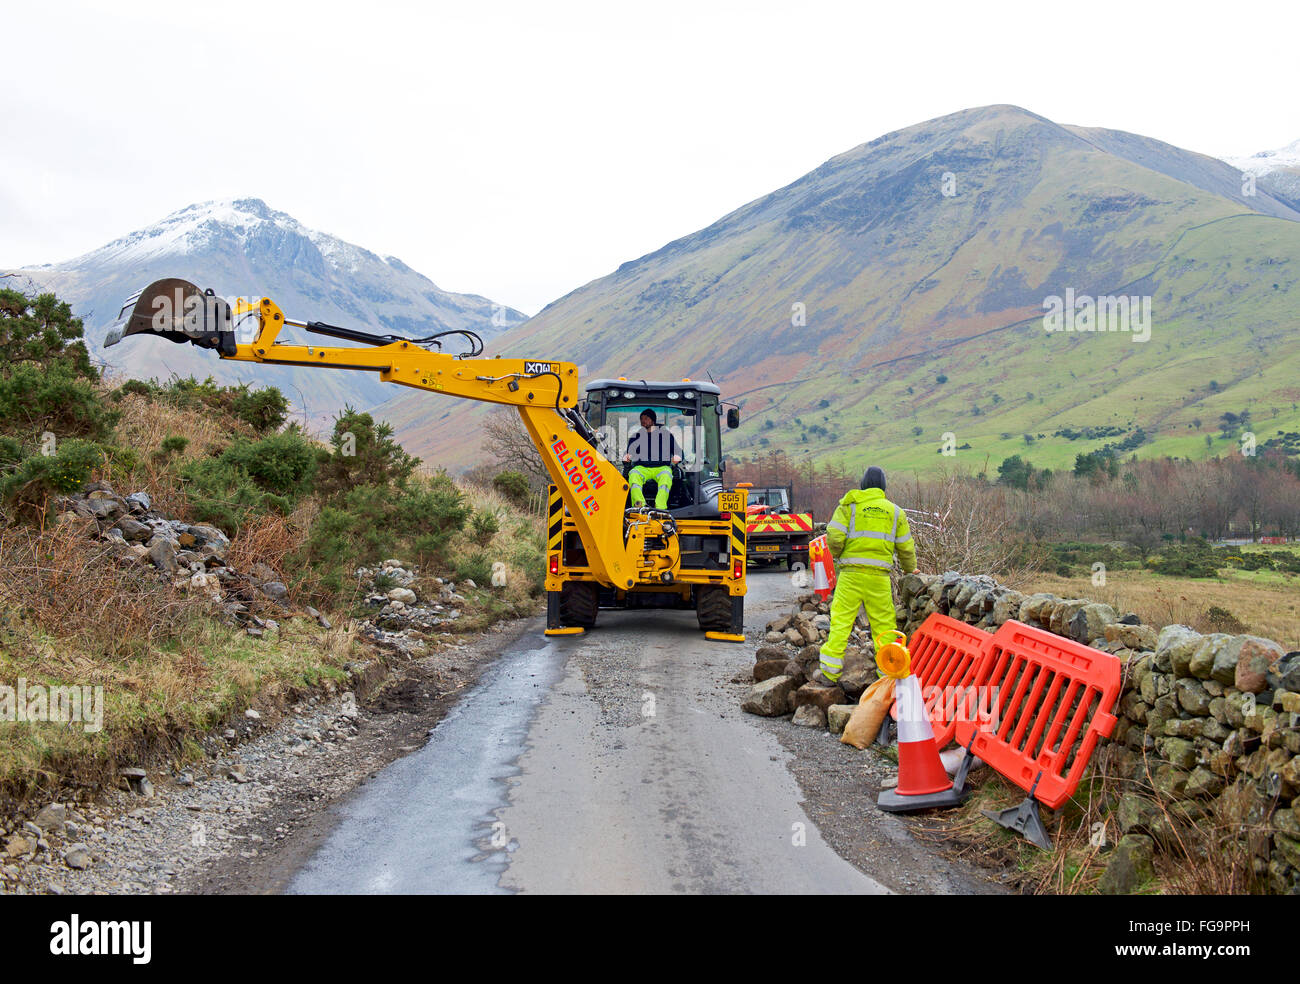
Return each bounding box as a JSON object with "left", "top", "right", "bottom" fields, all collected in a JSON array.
[{"left": 289, "top": 574, "right": 894, "bottom": 894}]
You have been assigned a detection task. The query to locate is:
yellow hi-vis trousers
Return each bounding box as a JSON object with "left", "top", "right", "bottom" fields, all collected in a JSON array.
[
  {"left": 628, "top": 464, "right": 673, "bottom": 509},
  {"left": 818, "top": 569, "right": 898, "bottom": 683}
]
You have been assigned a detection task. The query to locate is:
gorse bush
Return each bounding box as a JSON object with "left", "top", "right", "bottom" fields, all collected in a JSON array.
[
  {"left": 471, "top": 509, "right": 500, "bottom": 545},
  {"left": 230, "top": 387, "right": 291, "bottom": 434},
  {"left": 299, "top": 475, "right": 471, "bottom": 596},
  {"left": 179, "top": 429, "right": 317, "bottom": 533},
  {"left": 0, "top": 362, "right": 120, "bottom": 441},
  {"left": 110, "top": 376, "right": 289, "bottom": 434},
  {"left": 154, "top": 435, "right": 190, "bottom": 460},
  {"left": 292, "top": 408, "right": 472, "bottom": 598},
  {"left": 217, "top": 429, "right": 319, "bottom": 498},
  {"left": 491, "top": 470, "right": 530, "bottom": 505},
  {"left": 1148, "top": 542, "right": 1221, "bottom": 578},
  {"left": 314, "top": 408, "right": 417, "bottom": 497},
  {"left": 0, "top": 439, "right": 106, "bottom": 518},
  {"left": 454, "top": 549, "right": 493, "bottom": 586}
]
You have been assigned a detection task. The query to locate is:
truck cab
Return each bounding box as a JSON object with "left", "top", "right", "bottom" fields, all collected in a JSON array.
[{"left": 744, "top": 484, "right": 814, "bottom": 570}]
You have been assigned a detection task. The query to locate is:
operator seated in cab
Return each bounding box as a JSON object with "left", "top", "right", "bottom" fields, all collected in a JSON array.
[{"left": 623, "top": 408, "right": 682, "bottom": 510}]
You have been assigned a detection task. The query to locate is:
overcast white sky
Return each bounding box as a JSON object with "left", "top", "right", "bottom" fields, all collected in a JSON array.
[{"left": 2, "top": 0, "right": 1296, "bottom": 314}]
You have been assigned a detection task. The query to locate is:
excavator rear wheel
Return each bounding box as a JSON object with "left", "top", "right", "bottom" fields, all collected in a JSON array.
[
  {"left": 559, "top": 580, "right": 600, "bottom": 628},
  {"left": 696, "top": 585, "right": 734, "bottom": 632}
]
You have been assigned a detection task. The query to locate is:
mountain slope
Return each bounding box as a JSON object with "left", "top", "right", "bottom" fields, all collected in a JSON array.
[
  {"left": 1223, "top": 138, "right": 1300, "bottom": 212},
  {"left": 7, "top": 199, "right": 527, "bottom": 427},
  {"left": 380, "top": 105, "right": 1300, "bottom": 476}
]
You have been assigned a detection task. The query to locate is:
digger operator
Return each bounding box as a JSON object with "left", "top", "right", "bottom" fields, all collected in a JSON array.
[
  {"left": 815, "top": 466, "right": 918, "bottom": 686},
  {"left": 623, "top": 408, "right": 682, "bottom": 510}
]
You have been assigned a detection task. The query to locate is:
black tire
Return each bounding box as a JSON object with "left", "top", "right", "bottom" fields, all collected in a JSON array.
[
  {"left": 696, "top": 585, "right": 733, "bottom": 632},
  {"left": 559, "top": 580, "right": 600, "bottom": 628}
]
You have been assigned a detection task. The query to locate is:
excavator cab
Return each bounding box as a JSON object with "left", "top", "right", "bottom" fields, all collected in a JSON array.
[{"left": 580, "top": 379, "right": 733, "bottom": 517}]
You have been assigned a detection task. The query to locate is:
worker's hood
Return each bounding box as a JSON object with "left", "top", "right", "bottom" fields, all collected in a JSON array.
[{"left": 837, "top": 487, "right": 890, "bottom": 509}]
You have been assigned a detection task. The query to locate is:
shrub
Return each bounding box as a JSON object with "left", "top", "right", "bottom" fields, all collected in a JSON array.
[
  {"left": 471, "top": 509, "right": 500, "bottom": 546},
  {"left": 0, "top": 439, "right": 106, "bottom": 518},
  {"left": 0, "top": 288, "right": 95, "bottom": 378},
  {"left": 0, "top": 437, "right": 21, "bottom": 467},
  {"left": 492, "top": 470, "right": 531, "bottom": 505},
  {"left": 181, "top": 460, "right": 293, "bottom": 534},
  {"left": 230, "top": 386, "right": 290, "bottom": 433},
  {"left": 1204, "top": 606, "right": 1247, "bottom": 633},
  {"left": 298, "top": 473, "right": 470, "bottom": 596},
  {"left": 178, "top": 430, "right": 316, "bottom": 532},
  {"left": 1148, "top": 543, "right": 1220, "bottom": 578},
  {"left": 0, "top": 362, "right": 119, "bottom": 440},
  {"left": 108, "top": 376, "right": 288, "bottom": 435},
  {"left": 315, "top": 408, "right": 418, "bottom": 499},
  {"left": 218, "top": 429, "right": 318, "bottom": 498},
  {"left": 454, "top": 549, "right": 492, "bottom": 586},
  {"left": 153, "top": 435, "right": 190, "bottom": 460}
]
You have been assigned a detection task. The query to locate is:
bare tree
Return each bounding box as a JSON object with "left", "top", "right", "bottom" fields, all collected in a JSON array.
[
  {"left": 894, "top": 470, "right": 1040, "bottom": 584},
  {"left": 482, "top": 407, "right": 550, "bottom": 487}
]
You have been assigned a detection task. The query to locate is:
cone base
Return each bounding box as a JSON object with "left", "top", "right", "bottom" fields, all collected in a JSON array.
[
  {"left": 877, "top": 785, "right": 971, "bottom": 814},
  {"left": 895, "top": 739, "right": 953, "bottom": 797}
]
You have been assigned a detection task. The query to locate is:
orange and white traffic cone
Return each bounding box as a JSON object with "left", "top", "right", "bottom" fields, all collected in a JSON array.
[
  {"left": 874, "top": 632, "right": 970, "bottom": 813},
  {"left": 809, "top": 534, "right": 835, "bottom": 601}
]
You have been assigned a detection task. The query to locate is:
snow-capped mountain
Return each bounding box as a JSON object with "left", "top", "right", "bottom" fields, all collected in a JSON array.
[
  {"left": 6, "top": 199, "right": 528, "bottom": 427},
  {"left": 1221, "top": 139, "right": 1300, "bottom": 211}
]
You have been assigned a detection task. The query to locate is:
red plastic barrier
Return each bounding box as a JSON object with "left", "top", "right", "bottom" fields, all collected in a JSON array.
[
  {"left": 894, "top": 613, "right": 995, "bottom": 748},
  {"left": 953, "top": 619, "right": 1121, "bottom": 810}
]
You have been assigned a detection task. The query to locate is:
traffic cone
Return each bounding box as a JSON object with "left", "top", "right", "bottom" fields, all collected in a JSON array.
[
  {"left": 809, "top": 534, "right": 834, "bottom": 601},
  {"left": 875, "top": 632, "right": 970, "bottom": 813}
]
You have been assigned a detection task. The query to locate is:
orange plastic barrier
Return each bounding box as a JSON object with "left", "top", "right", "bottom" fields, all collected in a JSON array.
[
  {"left": 954, "top": 619, "right": 1122, "bottom": 814},
  {"left": 899, "top": 613, "right": 995, "bottom": 749}
]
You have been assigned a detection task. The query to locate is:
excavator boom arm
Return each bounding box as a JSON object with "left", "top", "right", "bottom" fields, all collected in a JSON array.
[{"left": 107, "top": 284, "right": 637, "bottom": 588}]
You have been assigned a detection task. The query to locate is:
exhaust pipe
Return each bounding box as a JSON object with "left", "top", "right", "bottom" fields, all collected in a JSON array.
[{"left": 104, "top": 278, "right": 237, "bottom": 356}]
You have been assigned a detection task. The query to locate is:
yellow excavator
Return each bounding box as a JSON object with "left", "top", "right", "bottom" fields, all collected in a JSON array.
[{"left": 105, "top": 279, "right": 749, "bottom": 640}]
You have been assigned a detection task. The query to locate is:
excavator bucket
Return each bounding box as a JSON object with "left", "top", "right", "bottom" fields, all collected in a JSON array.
[{"left": 104, "top": 278, "right": 237, "bottom": 355}]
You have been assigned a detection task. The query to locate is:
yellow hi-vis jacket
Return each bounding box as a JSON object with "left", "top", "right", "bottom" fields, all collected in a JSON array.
[{"left": 825, "top": 487, "right": 917, "bottom": 575}]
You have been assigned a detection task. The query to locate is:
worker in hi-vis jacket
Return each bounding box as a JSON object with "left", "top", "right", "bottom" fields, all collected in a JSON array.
[{"left": 815, "top": 466, "right": 918, "bottom": 685}]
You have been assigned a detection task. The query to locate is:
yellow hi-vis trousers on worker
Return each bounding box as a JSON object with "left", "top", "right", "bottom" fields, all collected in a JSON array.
[
  {"left": 628, "top": 464, "right": 673, "bottom": 509},
  {"left": 818, "top": 569, "right": 897, "bottom": 683}
]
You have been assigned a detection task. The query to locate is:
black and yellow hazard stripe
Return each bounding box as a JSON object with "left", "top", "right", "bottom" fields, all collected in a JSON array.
[
  {"left": 547, "top": 485, "right": 563, "bottom": 555},
  {"left": 730, "top": 512, "right": 747, "bottom": 575}
]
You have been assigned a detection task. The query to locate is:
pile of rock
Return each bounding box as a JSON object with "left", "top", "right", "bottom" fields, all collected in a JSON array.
[
  {"left": 743, "top": 592, "right": 875, "bottom": 733},
  {"left": 745, "top": 569, "right": 1300, "bottom": 893},
  {"left": 53, "top": 483, "right": 329, "bottom": 634},
  {"left": 354, "top": 560, "right": 472, "bottom": 656}
]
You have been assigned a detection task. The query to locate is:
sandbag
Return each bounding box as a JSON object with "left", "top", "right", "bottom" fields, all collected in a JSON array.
[{"left": 840, "top": 674, "right": 895, "bottom": 749}]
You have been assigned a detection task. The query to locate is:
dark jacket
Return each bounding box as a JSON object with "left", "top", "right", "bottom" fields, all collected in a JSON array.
[{"left": 626, "top": 427, "right": 682, "bottom": 468}]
